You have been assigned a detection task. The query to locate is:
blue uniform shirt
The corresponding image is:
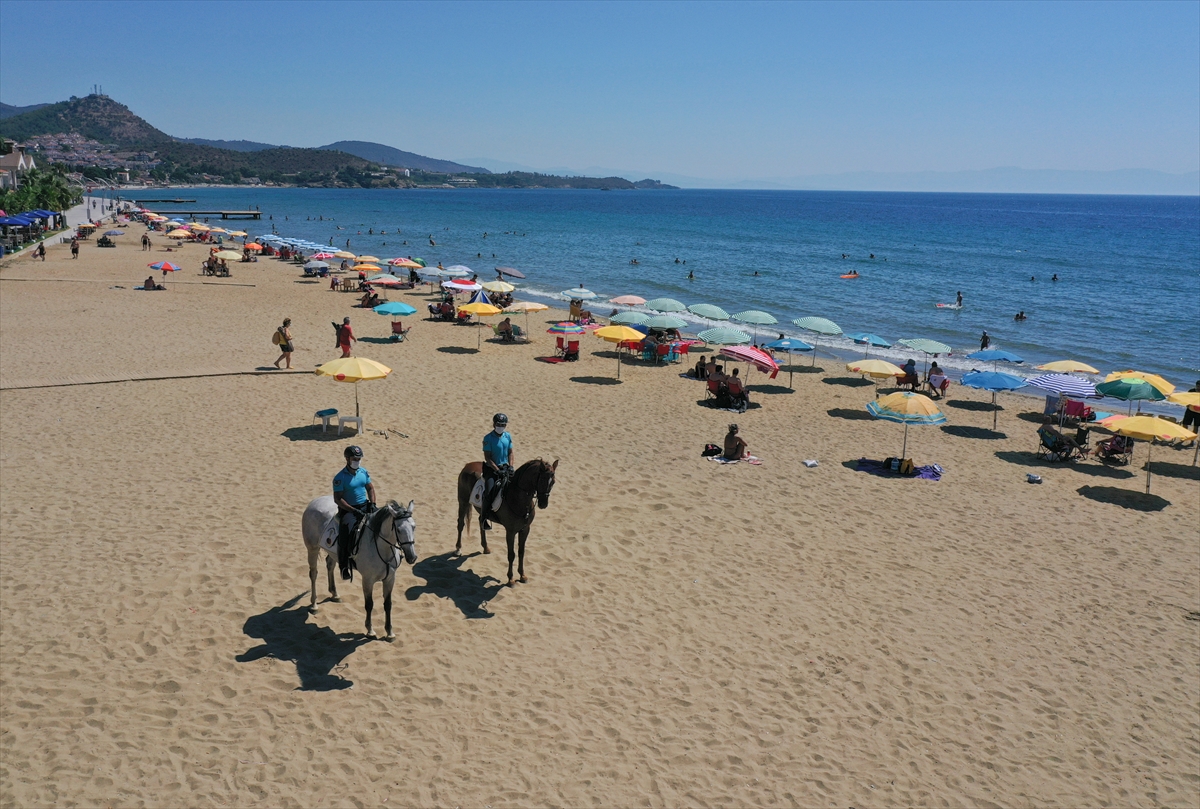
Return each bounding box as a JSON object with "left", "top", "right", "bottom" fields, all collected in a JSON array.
[
  {"left": 483, "top": 430, "right": 512, "bottom": 466},
  {"left": 333, "top": 466, "right": 371, "bottom": 506}
]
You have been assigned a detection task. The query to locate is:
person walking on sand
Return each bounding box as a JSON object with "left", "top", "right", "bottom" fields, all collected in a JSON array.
[
  {"left": 34, "top": 242, "right": 46, "bottom": 261},
  {"left": 336, "top": 317, "right": 355, "bottom": 357},
  {"left": 273, "top": 318, "right": 294, "bottom": 369},
  {"left": 142, "top": 233, "right": 151, "bottom": 251},
  {"left": 70, "top": 238, "right": 79, "bottom": 259}
]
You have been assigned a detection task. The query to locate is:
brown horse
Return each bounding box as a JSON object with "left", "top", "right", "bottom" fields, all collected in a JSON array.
[{"left": 456, "top": 458, "right": 558, "bottom": 585}]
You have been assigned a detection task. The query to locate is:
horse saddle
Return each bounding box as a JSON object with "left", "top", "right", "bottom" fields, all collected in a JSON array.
[{"left": 469, "top": 478, "right": 504, "bottom": 512}]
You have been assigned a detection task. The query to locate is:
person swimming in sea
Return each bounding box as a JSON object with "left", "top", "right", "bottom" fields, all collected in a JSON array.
[
  {"left": 1051, "top": 274, "right": 1058, "bottom": 281},
  {"left": 753, "top": 270, "right": 760, "bottom": 276},
  {"left": 687, "top": 270, "right": 694, "bottom": 279},
  {"left": 630, "top": 259, "right": 639, "bottom": 265},
  {"left": 1015, "top": 311, "right": 1027, "bottom": 321}
]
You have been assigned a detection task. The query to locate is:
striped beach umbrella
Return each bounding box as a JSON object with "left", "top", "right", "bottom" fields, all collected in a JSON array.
[
  {"left": 867, "top": 391, "right": 947, "bottom": 459},
  {"left": 611, "top": 311, "right": 650, "bottom": 326},
  {"left": 547, "top": 322, "right": 586, "bottom": 335},
  {"left": 149, "top": 261, "right": 182, "bottom": 272},
  {"left": 793, "top": 316, "right": 842, "bottom": 366},
  {"left": 645, "top": 314, "right": 689, "bottom": 330},
  {"left": 687, "top": 303, "right": 730, "bottom": 321},
  {"left": 697, "top": 326, "right": 751, "bottom": 345},
  {"left": 645, "top": 298, "right": 687, "bottom": 313}
]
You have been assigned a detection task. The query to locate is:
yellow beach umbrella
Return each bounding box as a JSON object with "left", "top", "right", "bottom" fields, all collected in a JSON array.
[
  {"left": 213, "top": 250, "right": 242, "bottom": 261},
  {"left": 227, "top": 230, "right": 248, "bottom": 237},
  {"left": 459, "top": 302, "right": 502, "bottom": 349},
  {"left": 166, "top": 229, "right": 190, "bottom": 238},
  {"left": 208, "top": 227, "right": 227, "bottom": 233},
  {"left": 315, "top": 356, "right": 392, "bottom": 418},
  {"left": 1036, "top": 360, "right": 1099, "bottom": 374},
  {"left": 389, "top": 258, "right": 422, "bottom": 269},
  {"left": 503, "top": 300, "right": 549, "bottom": 335},
  {"left": 482, "top": 280, "right": 515, "bottom": 293},
  {"left": 1105, "top": 370, "right": 1175, "bottom": 395},
  {"left": 188, "top": 223, "right": 211, "bottom": 231},
  {"left": 866, "top": 391, "right": 947, "bottom": 458},
  {"left": 333, "top": 251, "right": 355, "bottom": 259},
  {"left": 847, "top": 359, "right": 904, "bottom": 379},
  {"left": 594, "top": 325, "right": 647, "bottom": 379},
  {"left": 1167, "top": 391, "right": 1200, "bottom": 407},
  {"left": 351, "top": 264, "right": 382, "bottom": 272},
  {"left": 356, "top": 255, "right": 381, "bottom": 264},
  {"left": 1109, "top": 415, "right": 1198, "bottom": 491}
]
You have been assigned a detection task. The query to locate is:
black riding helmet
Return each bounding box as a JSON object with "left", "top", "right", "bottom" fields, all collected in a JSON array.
[
  {"left": 493, "top": 413, "right": 508, "bottom": 426},
  {"left": 344, "top": 445, "right": 363, "bottom": 460}
]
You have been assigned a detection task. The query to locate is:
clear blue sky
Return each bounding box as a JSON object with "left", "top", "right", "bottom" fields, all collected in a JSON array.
[{"left": 1, "top": 0, "right": 1197, "bottom": 182}]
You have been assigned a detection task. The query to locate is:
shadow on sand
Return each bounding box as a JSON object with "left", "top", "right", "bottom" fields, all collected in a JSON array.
[
  {"left": 827, "top": 407, "right": 874, "bottom": 421},
  {"left": 405, "top": 551, "right": 503, "bottom": 619},
  {"left": 437, "top": 346, "right": 478, "bottom": 355},
  {"left": 749, "top": 384, "right": 794, "bottom": 395},
  {"left": 236, "top": 594, "right": 373, "bottom": 691},
  {"left": 941, "top": 425, "right": 1006, "bottom": 440},
  {"left": 571, "top": 376, "right": 622, "bottom": 385},
  {"left": 1144, "top": 459, "right": 1200, "bottom": 482},
  {"left": 994, "top": 450, "right": 1134, "bottom": 479},
  {"left": 947, "top": 399, "right": 1000, "bottom": 412},
  {"left": 359, "top": 336, "right": 401, "bottom": 345},
  {"left": 1076, "top": 485, "right": 1170, "bottom": 512},
  {"left": 822, "top": 376, "right": 875, "bottom": 388},
  {"left": 280, "top": 426, "right": 348, "bottom": 442}
]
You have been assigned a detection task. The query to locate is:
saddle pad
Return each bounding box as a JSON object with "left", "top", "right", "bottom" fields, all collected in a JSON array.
[
  {"left": 469, "top": 479, "right": 503, "bottom": 511},
  {"left": 319, "top": 515, "right": 339, "bottom": 553}
]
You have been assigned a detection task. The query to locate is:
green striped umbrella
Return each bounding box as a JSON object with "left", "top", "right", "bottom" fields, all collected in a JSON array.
[
  {"left": 687, "top": 303, "right": 730, "bottom": 321},
  {"left": 732, "top": 309, "right": 777, "bottom": 343},
  {"left": 611, "top": 311, "right": 650, "bottom": 326},
  {"left": 697, "top": 327, "right": 751, "bottom": 345},
  {"left": 792, "top": 316, "right": 842, "bottom": 365},
  {"left": 644, "top": 297, "right": 687, "bottom": 313},
  {"left": 898, "top": 338, "right": 953, "bottom": 374},
  {"left": 645, "top": 314, "right": 689, "bottom": 330}
]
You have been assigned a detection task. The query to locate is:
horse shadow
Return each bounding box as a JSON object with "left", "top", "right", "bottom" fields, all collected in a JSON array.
[
  {"left": 235, "top": 594, "right": 372, "bottom": 691},
  {"left": 405, "top": 551, "right": 503, "bottom": 619}
]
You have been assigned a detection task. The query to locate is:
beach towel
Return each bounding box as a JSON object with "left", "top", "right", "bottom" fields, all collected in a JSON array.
[
  {"left": 708, "top": 454, "right": 762, "bottom": 465},
  {"left": 855, "top": 458, "right": 942, "bottom": 480}
]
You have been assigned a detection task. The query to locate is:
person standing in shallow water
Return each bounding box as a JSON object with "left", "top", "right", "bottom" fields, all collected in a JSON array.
[{"left": 980, "top": 331, "right": 990, "bottom": 350}]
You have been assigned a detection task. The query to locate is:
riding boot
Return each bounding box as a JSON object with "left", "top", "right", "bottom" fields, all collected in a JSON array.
[
  {"left": 481, "top": 479, "right": 493, "bottom": 530},
  {"left": 337, "top": 519, "right": 353, "bottom": 581}
]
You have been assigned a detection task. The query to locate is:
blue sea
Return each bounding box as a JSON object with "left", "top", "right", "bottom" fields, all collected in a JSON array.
[{"left": 130, "top": 188, "right": 1199, "bottom": 382}]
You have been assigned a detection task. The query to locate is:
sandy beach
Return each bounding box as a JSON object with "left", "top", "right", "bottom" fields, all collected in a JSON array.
[{"left": 1, "top": 226, "right": 1197, "bottom": 808}]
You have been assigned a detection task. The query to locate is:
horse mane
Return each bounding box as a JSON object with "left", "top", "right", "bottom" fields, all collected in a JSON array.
[{"left": 366, "top": 500, "right": 409, "bottom": 533}]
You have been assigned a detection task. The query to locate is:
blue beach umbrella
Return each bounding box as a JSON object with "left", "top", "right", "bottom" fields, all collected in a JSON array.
[
  {"left": 763, "top": 337, "right": 814, "bottom": 389},
  {"left": 104, "top": 229, "right": 125, "bottom": 236},
  {"left": 845, "top": 331, "right": 892, "bottom": 357},
  {"left": 961, "top": 371, "right": 1027, "bottom": 429},
  {"left": 967, "top": 348, "right": 1024, "bottom": 369},
  {"left": 373, "top": 302, "right": 417, "bottom": 317}
]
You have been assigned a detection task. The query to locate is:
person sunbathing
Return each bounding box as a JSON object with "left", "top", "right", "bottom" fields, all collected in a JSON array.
[
  {"left": 723, "top": 424, "right": 748, "bottom": 460},
  {"left": 144, "top": 275, "right": 163, "bottom": 291}
]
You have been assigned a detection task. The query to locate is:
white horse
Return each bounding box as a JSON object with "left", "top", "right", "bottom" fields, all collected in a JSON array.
[{"left": 301, "top": 496, "right": 417, "bottom": 641}]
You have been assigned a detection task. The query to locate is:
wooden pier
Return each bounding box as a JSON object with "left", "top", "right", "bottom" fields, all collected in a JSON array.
[
  {"left": 133, "top": 198, "right": 196, "bottom": 204},
  {"left": 144, "top": 209, "right": 262, "bottom": 220}
]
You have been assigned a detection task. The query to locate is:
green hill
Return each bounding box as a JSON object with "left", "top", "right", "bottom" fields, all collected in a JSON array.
[{"left": 0, "top": 95, "right": 380, "bottom": 186}]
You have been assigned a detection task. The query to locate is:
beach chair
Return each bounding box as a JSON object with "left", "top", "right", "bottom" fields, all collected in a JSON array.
[
  {"left": 1095, "top": 434, "right": 1133, "bottom": 465},
  {"left": 705, "top": 378, "right": 721, "bottom": 401},
  {"left": 564, "top": 340, "right": 580, "bottom": 361},
  {"left": 1059, "top": 399, "right": 1095, "bottom": 425},
  {"left": 1036, "top": 425, "right": 1083, "bottom": 462},
  {"left": 312, "top": 408, "right": 338, "bottom": 432},
  {"left": 554, "top": 336, "right": 565, "bottom": 357},
  {"left": 390, "top": 321, "right": 408, "bottom": 342}
]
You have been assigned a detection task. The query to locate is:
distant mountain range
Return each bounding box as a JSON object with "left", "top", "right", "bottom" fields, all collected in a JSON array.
[
  {"left": 0, "top": 102, "right": 51, "bottom": 120},
  {"left": 180, "top": 137, "right": 489, "bottom": 174}
]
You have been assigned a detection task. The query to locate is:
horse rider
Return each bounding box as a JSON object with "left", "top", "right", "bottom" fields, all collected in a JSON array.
[
  {"left": 333, "top": 445, "right": 375, "bottom": 580},
  {"left": 481, "top": 413, "right": 513, "bottom": 530}
]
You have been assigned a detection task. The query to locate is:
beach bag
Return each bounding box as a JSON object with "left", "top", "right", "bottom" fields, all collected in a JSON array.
[
  {"left": 701, "top": 444, "right": 722, "bottom": 457},
  {"left": 272, "top": 329, "right": 283, "bottom": 346}
]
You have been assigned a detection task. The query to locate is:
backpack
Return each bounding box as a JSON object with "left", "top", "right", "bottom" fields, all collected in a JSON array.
[{"left": 701, "top": 443, "right": 722, "bottom": 457}]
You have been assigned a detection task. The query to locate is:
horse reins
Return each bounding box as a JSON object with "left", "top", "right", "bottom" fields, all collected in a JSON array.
[{"left": 362, "top": 505, "right": 414, "bottom": 573}]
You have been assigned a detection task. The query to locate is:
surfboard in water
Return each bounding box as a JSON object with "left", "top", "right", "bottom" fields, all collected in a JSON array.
[{"left": 936, "top": 303, "right": 962, "bottom": 309}]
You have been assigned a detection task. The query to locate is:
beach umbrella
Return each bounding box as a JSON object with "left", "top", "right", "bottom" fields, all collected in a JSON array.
[
  {"left": 720, "top": 345, "right": 779, "bottom": 379},
  {"left": 793, "top": 316, "right": 842, "bottom": 365},
  {"left": 687, "top": 303, "right": 730, "bottom": 321},
  {"left": 444, "top": 280, "right": 481, "bottom": 293},
  {"left": 1105, "top": 370, "right": 1175, "bottom": 396},
  {"left": 227, "top": 231, "right": 248, "bottom": 238},
  {"left": 611, "top": 311, "right": 651, "bottom": 326},
  {"left": 1025, "top": 372, "right": 1099, "bottom": 400},
  {"left": 436, "top": 267, "right": 471, "bottom": 278},
  {"left": 594, "top": 325, "right": 647, "bottom": 379},
  {"left": 1037, "top": 360, "right": 1099, "bottom": 374},
  {"left": 315, "top": 356, "right": 391, "bottom": 418},
  {"left": 310, "top": 252, "right": 336, "bottom": 260},
  {"left": 732, "top": 310, "right": 777, "bottom": 342},
  {"left": 149, "top": 261, "right": 182, "bottom": 272},
  {"left": 352, "top": 263, "right": 382, "bottom": 272},
  {"left": 645, "top": 297, "right": 687, "bottom": 313},
  {"left": 847, "top": 359, "right": 904, "bottom": 378},
  {"left": 166, "top": 229, "right": 190, "bottom": 239},
  {"left": 305, "top": 260, "right": 329, "bottom": 270},
  {"left": 1095, "top": 378, "right": 1166, "bottom": 414},
  {"left": 898, "top": 338, "right": 952, "bottom": 375},
  {"left": 1167, "top": 391, "right": 1200, "bottom": 465},
  {"left": 332, "top": 250, "right": 355, "bottom": 259},
  {"left": 645, "top": 314, "right": 689, "bottom": 330},
  {"left": 968, "top": 348, "right": 1024, "bottom": 369},
  {"left": 444, "top": 264, "right": 473, "bottom": 275},
  {"left": 763, "top": 337, "right": 813, "bottom": 388},
  {"left": 104, "top": 229, "right": 124, "bottom": 236},
  {"left": 611, "top": 295, "right": 647, "bottom": 306},
  {"left": 355, "top": 255, "right": 381, "bottom": 264},
  {"left": 562, "top": 287, "right": 597, "bottom": 300},
  {"left": 459, "top": 301, "right": 502, "bottom": 348},
  {"left": 482, "top": 280, "right": 515, "bottom": 293},
  {"left": 213, "top": 250, "right": 242, "bottom": 261},
  {"left": 547, "top": 322, "right": 586, "bottom": 335},
  {"left": 503, "top": 300, "right": 549, "bottom": 335},
  {"left": 495, "top": 266, "right": 524, "bottom": 279},
  {"left": 697, "top": 326, "right": 751, "bottom": 346},
  {"left": 373, "top": 301, "right": 417, "bottom": 317},
  {"left": 845, "top": 332, "right": 892, "bottom": 357},
  {"left": 960, "top": 370, "right": 1027, "bottom": 429},
  {"left": 208, "top": 227, "right": 227, "bottom": 234},
  {"left": 244, "top": 243, "right": 263, "bottom": 251},
  {"left": 1109, "top": 416, "right": 1198, "bottom": 492},
  {"left": 388, "top": 258, "right": 422, "bottom": 268},
  {"left": 367, "top": 276, "right": 404, "bottom": 287},
  {"left": 866, "top": 391, "right": 947, "bottom": 459}
]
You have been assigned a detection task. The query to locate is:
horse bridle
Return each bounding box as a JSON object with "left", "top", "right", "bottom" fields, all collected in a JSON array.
[{"left": 364, "top": 503, "right": 414, "bottom": 572}]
